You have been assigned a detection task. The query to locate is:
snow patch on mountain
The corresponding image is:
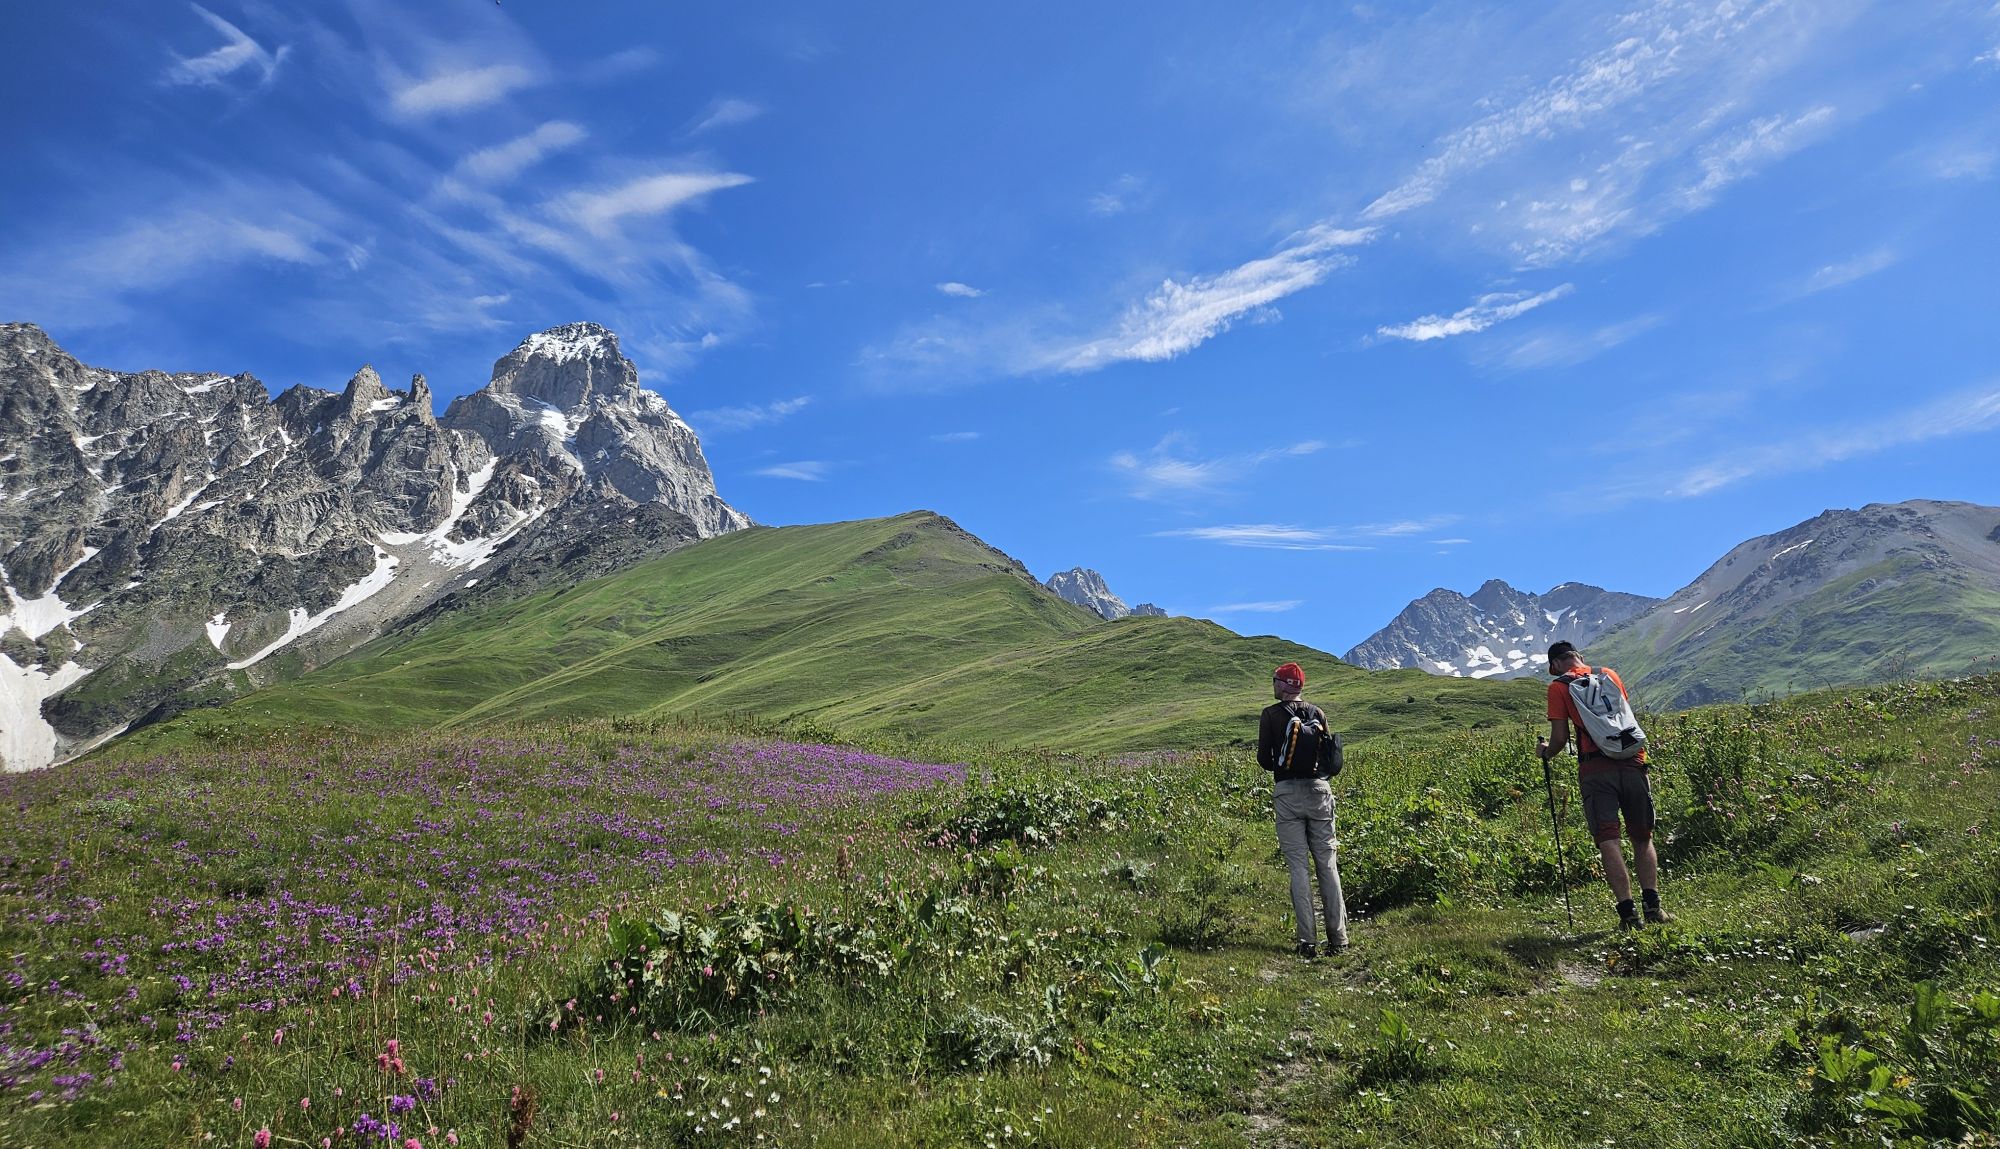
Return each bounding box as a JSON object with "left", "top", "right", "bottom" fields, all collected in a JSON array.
[
  {"left": 1, "top": 655, "right": 90, "bottom": 773},
  {"left": 226, "top": 548, "right": 399, "bottom": 670}
]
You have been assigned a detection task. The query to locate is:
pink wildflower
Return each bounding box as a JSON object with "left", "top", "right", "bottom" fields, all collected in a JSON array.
[
  {"left": 273, "top": 1028, "right": 285, "bottom": 1046},
  {"left": 386, "top": 1038, "right": 401, "bottom": 1056},
  {"left": 233, "top": 1098, "right": 244, "bottom": 1112},
  {"left": 253, "top": 1130, "right": 271, "bottom": 1149},
  {"left": 301, "top": 1097, "right": 311, "bottom": 1111}
]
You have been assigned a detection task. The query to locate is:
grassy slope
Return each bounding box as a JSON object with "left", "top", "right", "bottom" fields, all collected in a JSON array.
[
  {"left": 112, "top": 511, "right": 1536, "bottom": 756},
  {"left": 7, "top": 677, "right": 1997, "bottom": 1148},
  {"left": 1594, "top": 553, "right": 2000, "bottom": 706}
]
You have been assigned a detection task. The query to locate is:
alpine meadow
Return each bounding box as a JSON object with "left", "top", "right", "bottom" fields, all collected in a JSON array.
[{"left": 5, "top": 2, "right": 2000, "bottom": 1148}]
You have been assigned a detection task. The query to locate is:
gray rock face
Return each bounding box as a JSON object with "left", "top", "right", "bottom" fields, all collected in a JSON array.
[
  {"left": 1044, "top": 567, "right": 1135, "bottom": 620},
  {"left": 0, "top": 321, "right": 747, "bottom": 770},
  {"left": 1345, "top": 580, "right": 1661, "bottom": 679},
  {"left": 1130, "top": 603, "right": 1168, "bottom": 618}
]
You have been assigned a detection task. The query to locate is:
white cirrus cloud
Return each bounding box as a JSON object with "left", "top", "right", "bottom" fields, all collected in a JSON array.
[
  {"left": 1500, "top": 313, "right": 1663, "bottom": 370},
  {"left": 1154, "top": 525, "right": 1371, "bottom": 552},
  {"left": 754, "top": 461, "right": 829, "bottom": 482},
  {"left": 1361, "top": 1, "right": 1801, "bottom": 222},
  {"left": 1062, "top": 225, "right": 1376, "bottom": 369},
  {"left": 936, "top": 282, "right": 984, "bottom": 298},
  {"left": 167, "top": 4, "right": 290, "bottom": 88},
  {"left": 1208, "top": 600, "right": 1304, "bottom": 614},
  {"left": 688, "top": 396, "right": 812, "bottom": 433},
  {"left": 1663, "top": 384, "right": 2000, "bottom": 499},
  {"left": 554, "top": 170, "right": 755, "bottom": 238},
  {"left": 931, "top": 431, "right": 981, "bottom": 443},
  {"left": 687, "top": 97, "right": 765, "bottom": 135},
  {"left": 1679, "top": 106, "right": 1838, "bottom": 211},
  {"left": 1378, "top": 284, "right": 1574, "bottom": 342},
  {"left": 455, "top": 122, "right": 588, "bottom": 185},
  {"left": 391, "top": 62, "right": 539, "bottom": 117},
  {"left": 1110, "top": 436, "right": 1323, "bottom": 499},
  {"left": 1804, "top": 246, "right": 1899, "bottom": 294}
]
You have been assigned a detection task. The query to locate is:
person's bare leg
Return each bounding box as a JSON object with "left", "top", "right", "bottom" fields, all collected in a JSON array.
[
  {"left": 1633, "top": 838, "right": 1659, "bottom": 893},
  {"left": 1597, "top": 839, "right": 1632, "bottom": 902}
]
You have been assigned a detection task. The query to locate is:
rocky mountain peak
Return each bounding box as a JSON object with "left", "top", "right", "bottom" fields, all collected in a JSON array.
[
  {"left": 487, "top": 322, "right": 637, "bottom": 411},
  {"left": 1, "top": 322, "right": 750, "bottom": 771},
  {"left": 1347, "top": 579, "right": 1661, "bottom": 679},
  {"left": 337, "top": 365, "right": 391, "bottom": 417},
  {"left": 1045, "top": 567, "right": 1134, "bottom": 620}
]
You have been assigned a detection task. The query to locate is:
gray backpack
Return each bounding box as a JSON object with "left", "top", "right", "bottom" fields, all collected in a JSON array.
[{"left": 1557, "top": 670, "right": 1647, "bottom": 759}]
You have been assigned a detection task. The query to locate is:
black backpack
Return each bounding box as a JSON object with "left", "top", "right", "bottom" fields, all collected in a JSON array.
[{"left": 1276, "top": 704, "right": 1345, "bottom": 780}]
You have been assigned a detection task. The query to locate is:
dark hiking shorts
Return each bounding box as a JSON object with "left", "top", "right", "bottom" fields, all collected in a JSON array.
[{"left": 1580, "top": 765, "right": 1655, "bottom": 844}]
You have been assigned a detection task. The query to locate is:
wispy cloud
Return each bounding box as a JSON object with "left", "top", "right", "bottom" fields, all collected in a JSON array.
[
  {"left": 1089, "top": 174, "right": 1147, "bottom": 215},
  {"left": 391, "top": 62, "right": 538, "bottom": 117},
  {"left": 1110, "top": 436, "right": 1323, "bottom": 499},
  {"left": 1362, "top": 2, "right": 1801, "bottom": 222},
  {"left": 686, "top": 98, "right": 765, "bottom": 135},
  {"left": 931, "top": 431, "right": 981, "bottom": 443},
  {"left": 1159, "top": 514, "right": 1461, "bottom": 549},
  {"left": 1680, "top": 107, "right": 1838, "bottom": 211},
  {"left": 1804, "top": 246, "right": 1899, "bottom": 294},
  {"left": 688, "top": 396, "right": 812, "bottom": 433},
  {"left": 1500, "top": 314, "right": 1662, "bottom": 370},
  {"left": 167, "top": 4, "right": 289, "bottom": 89},
  {"left": 553, "top": 170, "right": 755, "bottom": 238},
  {"left": 1663, "top": 384, "right": 2000, "bottom": 498},
  {"left": 1432, "top": 538, "right": 1473, "bottom": 546},
  {"left": 1377, "top": 284, "right": 1573, "bottom": 342},
  {"left": 754, "top": 461, "right": 829, "bottom": 481},
  {"left": 1155, "top": 525, "right": 1370, "bottom": 552},
  {"left": 1209, "top": 600, "right": 1303, "bottom": 614},
  {"left": 455, "top": 122, "right": 587, "bottom": 185},
  {"left": 0, "top": 177, "right": 337, "bottom": 325},
  {"left": 936, "top": 282, "right": 984, "bottom": 298},
  {"left": 1061, "top": 225, "right": 1375, "bottom": 369}
]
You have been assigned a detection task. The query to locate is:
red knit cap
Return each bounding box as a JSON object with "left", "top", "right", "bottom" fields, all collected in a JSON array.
[{"left": 1274, "top": 662, "right": 1305, "bottom": 687}]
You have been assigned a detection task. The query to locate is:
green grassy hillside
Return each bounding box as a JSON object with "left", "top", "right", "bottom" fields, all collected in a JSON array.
[
  {"left": 1593, "top": 552, "right": 2000, "bottom": 707},
  {"left": 115, "top": 511, "right": 1536, "bottom": 756}
]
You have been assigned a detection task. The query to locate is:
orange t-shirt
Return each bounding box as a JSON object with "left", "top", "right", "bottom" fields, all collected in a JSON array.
[{"left": 1547, "top": 663, "right": 1647, "bottom": 764}]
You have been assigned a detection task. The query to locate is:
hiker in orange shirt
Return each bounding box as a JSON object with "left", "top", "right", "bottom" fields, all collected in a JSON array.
[{"left": 1537, "top": 641, "right": 1672, "bottom": 930}]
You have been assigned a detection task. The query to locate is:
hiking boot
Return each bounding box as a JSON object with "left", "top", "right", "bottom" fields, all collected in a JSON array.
[
  {"left": 1295, "top": 941, "right": 1318, "bottom": 960},
  {"left": 1618, "top": 908, "right": 1644, "bottom": 931},
  {"left": 1644, "top": 905, "right": 1674, "bottom": 925},
  {"left": 1327, "top": 935, "right": 1351, "bottom": 953}
]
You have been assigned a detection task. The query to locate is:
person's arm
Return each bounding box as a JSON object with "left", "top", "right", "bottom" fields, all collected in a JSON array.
[
  {"left": 1540, "top": 718, "right": 1570, "bottom": 760},
  {"left": 1257, "top": 707, "right": 1279, "bottom": 770}
]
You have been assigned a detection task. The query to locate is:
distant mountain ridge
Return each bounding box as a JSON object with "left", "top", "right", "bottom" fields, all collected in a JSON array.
[
  {"left": 0, "top": 321, "right": 746, "bottom": 770},
  {"left": 1345, "top": 580, "right": 1660, "bottom": 679},
  {"left": 1590, "top": 499, "right": 2000, "bottom": 708}
]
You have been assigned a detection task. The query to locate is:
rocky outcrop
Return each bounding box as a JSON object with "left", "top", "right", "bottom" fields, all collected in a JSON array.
[
  {"left": 0, "top": 321, "right": 747, "bottom": 770},
  {"left": 1044, "top": 567, "right": 1134, "bottom": 620}
]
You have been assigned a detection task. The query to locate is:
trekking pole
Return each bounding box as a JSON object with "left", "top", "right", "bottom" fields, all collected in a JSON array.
[{"left": 1537, "top": 737, "right": 1576, "bottom": 934}]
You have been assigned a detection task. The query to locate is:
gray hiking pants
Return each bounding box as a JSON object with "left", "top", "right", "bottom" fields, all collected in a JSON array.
[{"left": 1274, "top": 778, "right": 1347, "bottom": 947}]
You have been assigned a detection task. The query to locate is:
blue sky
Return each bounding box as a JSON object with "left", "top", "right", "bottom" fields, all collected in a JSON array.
[{"left": 4, "top": 1, "right": 1998, "bottom": 656}]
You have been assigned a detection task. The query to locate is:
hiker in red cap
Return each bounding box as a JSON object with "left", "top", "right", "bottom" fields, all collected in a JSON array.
[{"left": 1257, "top": 662, "right": 1348, "bottom": 957}]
